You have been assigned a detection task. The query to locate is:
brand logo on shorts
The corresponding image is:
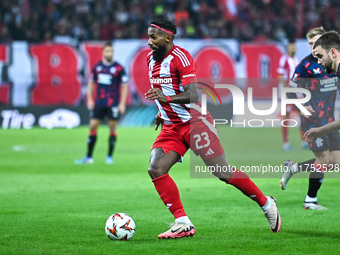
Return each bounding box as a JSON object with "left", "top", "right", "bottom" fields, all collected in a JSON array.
[
  {"left": 166, "top": 203, "right": 172, "bottom": 209},
  {"left": 316, "top": 138, "right": 323, "bottom": 148},
  {"left": 205, "top": 148, "right": 215, "bottom": 156}
]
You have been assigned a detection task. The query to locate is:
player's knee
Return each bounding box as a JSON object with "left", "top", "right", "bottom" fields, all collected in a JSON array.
[
  {"left": 329, "top": 159, "right": 340, "bottom": 165},
  {"left": 148, "top": 164, "right": 166, "bottom": 179},
  {"left": 328, "top": 155, "right": 340, "bottom": 165},
  {"left": 316, "top": 154, "right": 330, "bottom": 165},
  {"left": 89, "top": 123, "right": 99, "bottom": 131}
]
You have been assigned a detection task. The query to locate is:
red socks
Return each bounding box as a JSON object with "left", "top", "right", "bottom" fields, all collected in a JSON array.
[
  {"left": 152, "top": 174, "right": 186, "bottom": 219},
  {"left": 152, "top": 171, "right": 267, "bottom": 218},
  {"left": 90, "top": 130, "right": 97, "bottom": 136},
  {"left": 228, "top": 170, "right": 267, "bottom": 207}
]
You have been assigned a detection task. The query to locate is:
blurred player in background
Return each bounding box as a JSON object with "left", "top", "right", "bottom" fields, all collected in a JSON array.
[
  {"left": 280, "top": 27, "right": 340, "bottom": 210},
  {"left": 75, "top": 41, "right": 128, "bottom": 164},
  {"left": 145, "top": 18, "right": 281, "bottom": 239},
  {"left": 277, "top": 39, "right": 308, "bottom": 151},
  {"left": 305, "top": 31, "right": 340, "bottom": 140}
]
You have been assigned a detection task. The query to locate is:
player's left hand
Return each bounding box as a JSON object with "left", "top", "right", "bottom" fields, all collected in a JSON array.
[
  {"left": 118, "top": 103, "right": 126, "bottom": 115},
  {"left": 145, "top": 88, "right": 167, "bottom": 103},
  {"left": 303, "top": 127, "right": 324, "bottom": 142}
]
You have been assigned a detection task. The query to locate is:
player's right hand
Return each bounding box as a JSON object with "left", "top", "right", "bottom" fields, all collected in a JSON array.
[
  {"left": 303, "top": 127, "right": 324, "bottom": 142},
  {"left": 155, "top": 113, "right": 163, "bottom": 131},
  {"left": 145, "top": 88, "right": 167, "bottom": 103},
  {"left": 87, "top": 99, "right": 95, "bottom": 111}
]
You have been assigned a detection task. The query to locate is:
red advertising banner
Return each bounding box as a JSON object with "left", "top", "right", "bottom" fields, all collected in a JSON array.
[{"left": 0, "top": 40, "right": 312, "bottom": 107}]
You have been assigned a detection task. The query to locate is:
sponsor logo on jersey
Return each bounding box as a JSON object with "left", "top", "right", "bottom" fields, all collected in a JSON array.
[
  {"left": 149, "top": 77, "right": 173, "bottom": 84},
  {"left": 320, "top": 77, "right": 338, "bottom": 85},
  {"left": 320, "top": 77, "right": 338, "bottom": 92},
  {"left": 98, "top": 73, "right": 112, "bottom": 85}
]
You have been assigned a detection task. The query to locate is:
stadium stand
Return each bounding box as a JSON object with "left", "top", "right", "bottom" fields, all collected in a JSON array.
[{"left": 1, "top": 0, "right": 339, "bottom": 43}]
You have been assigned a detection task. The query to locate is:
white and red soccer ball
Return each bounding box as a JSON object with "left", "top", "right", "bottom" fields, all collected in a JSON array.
[{"left": 105, "top": 213, "right": 136, "bottom": 241}]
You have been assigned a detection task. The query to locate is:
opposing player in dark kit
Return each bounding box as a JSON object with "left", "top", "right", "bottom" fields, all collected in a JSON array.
[
  {"left": 305, "top": 31, "right": 340, "bottom": 141},
  {"left": 145, "top": 18, "right": 281, "bottom": 239},
  {"left": 280, "top": 27, "right": 340, "bottom": 210},
  {"left": 75, "top": 42, "right": 128, "bottom": 164}
]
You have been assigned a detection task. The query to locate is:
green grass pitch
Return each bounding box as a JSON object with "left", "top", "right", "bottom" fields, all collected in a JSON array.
[{"left": 0, "top": 126, "right": 339, "bottom": 255}]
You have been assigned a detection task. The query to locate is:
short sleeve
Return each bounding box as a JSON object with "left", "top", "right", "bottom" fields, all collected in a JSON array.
[
  {"left": 118, "top": 64, "right": 129, "bottom": 84},
  {"left": 177, "top": 51, "right": 197, "bottom": 86},
  {"left": 90, "top": 65, "right": 97, "bottom": 82},
  {"left": 289, "top": 61, "right": 308, "bottom": 89}
]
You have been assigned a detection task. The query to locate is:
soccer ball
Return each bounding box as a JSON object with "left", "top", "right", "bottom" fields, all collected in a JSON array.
[{"left": 105, "top": 213, "right": 136, "bottom": 241}]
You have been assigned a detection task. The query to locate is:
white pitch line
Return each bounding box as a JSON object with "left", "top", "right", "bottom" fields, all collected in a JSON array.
[{"left": 12, "top": 145, "right": 26, "bottom": 152}]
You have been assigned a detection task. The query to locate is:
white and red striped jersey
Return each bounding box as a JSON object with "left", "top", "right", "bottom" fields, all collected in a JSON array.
[
  {"left": 147, "top": 45, "right": 199, "bottom": 124},
  {"left": 277, "top": 54, "right": 299, "bottom": 83}
]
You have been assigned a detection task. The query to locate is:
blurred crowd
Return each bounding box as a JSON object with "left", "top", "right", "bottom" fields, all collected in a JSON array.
[{"left": 1, "top": 0, "right": 340, "bottom": 43}]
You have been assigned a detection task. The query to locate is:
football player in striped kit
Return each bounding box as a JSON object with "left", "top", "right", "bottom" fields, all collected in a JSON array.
[{"left": 145, "top": 18, "right": 281, "bottom": 239}]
